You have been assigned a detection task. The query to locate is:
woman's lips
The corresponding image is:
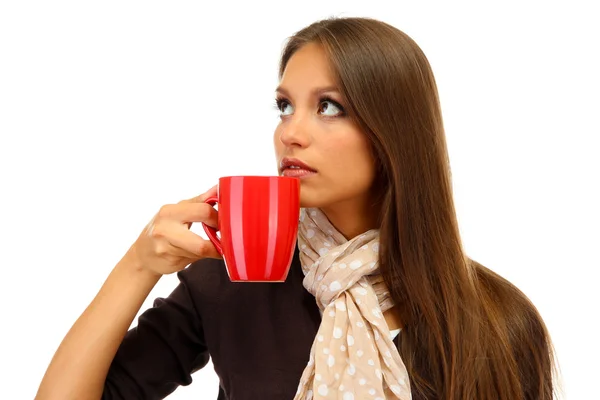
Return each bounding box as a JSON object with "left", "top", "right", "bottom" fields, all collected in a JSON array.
[
  {"left": 279, "top": 157, "right": 317, "bottom": 178},
  {"left": 281, "top": 168, "right": 317, "bottom": 178}
]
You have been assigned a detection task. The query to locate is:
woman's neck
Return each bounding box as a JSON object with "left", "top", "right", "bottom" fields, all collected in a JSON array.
[{"left": 320, "top": 201, "right": 379, "bottom": 240}]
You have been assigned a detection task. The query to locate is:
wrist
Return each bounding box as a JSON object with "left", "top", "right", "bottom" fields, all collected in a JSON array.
[{"left": 120, "top": 245, "right": 162, "bottom": 282}]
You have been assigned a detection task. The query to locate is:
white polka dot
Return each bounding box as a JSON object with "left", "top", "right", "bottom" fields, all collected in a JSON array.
[
  {"left": 372, "top": 308, "right": 383, "bottom": 318},
  {"left": 357, "top": 321, "right": 364, "bottom": 328},
  {"left": 333, "top": 327, "right": 343, "bottom": 339},
  {"left": 324, "top": 241, "right": 331, "bottom": 247},
  {"left": 349, "top": 260, "right": 362, "bottom": 270},
  {"left": 332, "top": 251, "right": 340, "bottom": 257},
  {"left": 390, "top": 385, "right": 401, "bottom": 394},
  {"left": 306, "top": 389, "right": 313, "bottom": 399},
  {"left": 375, "top": 369, "right": 382, "bottom": 380},
  {"left": 356, "top": 349, "right": 364, "bottom": 357},
  {"left": 307, "top": 229, "right": 315, "bottom": 238},
  {"left": 348, "top": 310, "right": 353, "bottom": 317},
  {"left": 372, "top": 243, "right": 379, "bottom": 252},
  {"left": 385, "top": 350, "right": 391, "bottom": 358},
  {"left": 318, "top": 248, "right": 329, "bottom": 256},
  {"left": 347, "top": 363, "right": 356, "bottom": 375},
  {"left": 374, "top": 331, "right": 380, "bottom": 340},
  {"left": 329, "top": 281, "right": 342, "bottom": 291},
  {"left": 317, "top": 274, "right": 324, "bottom": 281},
  {"left": 339, "top": 384, "right": 344, "bottom": 391},
  {"left": 368, "top": 388, "right": 376, "bottom": 395},
  {"left": 360, "top": 244, "right": 369, "bottom": 250},
  {"left": 356, "top": 299, "right": 362, "bottom": 305},
  {"left": 308, "top": 355, "right": 314, "bottom": 365},
  {"left": 347, "top": 335, "right": 354, "bottom": 346},
  {"left": 301, "top": 244, "right": 307, "bottom": 249},
  {"left": 315, "top": 373, "right": 322, "bottom": 381},
  {"left": 369, "top": 261, "right": 377, "bottom": 269},
  {"left": 338, "top": 263, "right": 347, "bottom": 269},
  {"left": 340, "top": 345, "right": 346, "bottom": 351},
  {"left": 355, "top": 287, "right": 367, "bottom": 295},
  {"left": 310, "top": 210, "right": 317, "bottom": 216},
  {"left": 323, "top": 348, "right": 329, "bottom": 354},
  {"left": 328, "top": 354, "right": 335, "bottom": 367},
  {"left": 399, "top": 377, "right": 406, "bottom": 385},
  {"left": 335, "top": 301, "right": 346, "bottom": 311},
  {"left": 368, "top": 359, "right": 375, "bottom": 366},
  {"left": 335, "top": 373, "right": 340, "bottom": 380},
  {"left": 359, "top": 378, "right": 366, "bottom": 385},
  {"left": 318, "top": 335, "right": 324, "bottom": 342},
  {"left": 343, "top": 392, "right": 354, "bottom": 400},
  {"left": 328, "top": 310, "right": 335, "bottom": 317},
  {"left": 318, "top": 384, "right": 328, "bottom": 395}
]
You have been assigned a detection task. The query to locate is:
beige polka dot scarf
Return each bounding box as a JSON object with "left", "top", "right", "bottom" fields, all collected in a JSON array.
[{"left": 294, "top": 208, "right": 412, "bottom": 399}]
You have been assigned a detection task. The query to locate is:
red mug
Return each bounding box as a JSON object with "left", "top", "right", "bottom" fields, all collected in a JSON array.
[{"left": 202, "top": 176, "right": 300, "bottom": 282}]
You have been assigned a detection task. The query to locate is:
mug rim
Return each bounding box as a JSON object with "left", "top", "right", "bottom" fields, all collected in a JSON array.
[{"left": 218, "top": 175, "right": 298, "bottom": 180}]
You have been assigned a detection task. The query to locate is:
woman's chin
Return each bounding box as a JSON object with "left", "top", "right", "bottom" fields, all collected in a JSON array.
[
  {"left": 299, "top": 199, "right": 313, "bottom": 209},
  {"left": 299, "top": 194, "right": 320, "bottom": 209}
]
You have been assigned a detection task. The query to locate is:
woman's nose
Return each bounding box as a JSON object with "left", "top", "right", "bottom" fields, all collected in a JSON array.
[{"left": 278, "top": 114, "right": 311, "bottom": 148}]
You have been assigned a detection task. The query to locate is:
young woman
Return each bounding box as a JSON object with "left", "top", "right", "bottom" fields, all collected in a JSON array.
[{"left": 36, "top": 17, "right": 558, "bottom": 400}]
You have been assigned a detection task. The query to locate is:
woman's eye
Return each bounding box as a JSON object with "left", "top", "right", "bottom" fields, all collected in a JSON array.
[
  {"left": 280, "top": 101, "right": 293, "bottom": 116},
  {"left": 319, "top": 100, "right": 343, "bottom": 116},
  {"left": 275, "top": 98, "right": 344, "bottom": 118}
]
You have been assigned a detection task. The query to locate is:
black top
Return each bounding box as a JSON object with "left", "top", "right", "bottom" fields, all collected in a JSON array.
[{"left": 102, "top": 246, "right": 324, "bottom": 399}]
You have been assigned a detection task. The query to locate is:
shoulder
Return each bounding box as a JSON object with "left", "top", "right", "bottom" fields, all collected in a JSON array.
[
  {"left": 472, "top": 260, "right": 556, "bottom": 398},
  {"left": 178, "top": 256, "right": 226, "bottom": 283},
  {"left": 176, "top": 256, "right": 232, "bottom": 300},
  {"left": 473, "top": 260, "right": 548, "bottom": 338}
]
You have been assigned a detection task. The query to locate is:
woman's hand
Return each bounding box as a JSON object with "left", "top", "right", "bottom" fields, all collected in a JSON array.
[{"left": 130, "top": 185, "right": 221, "bottom": 276}]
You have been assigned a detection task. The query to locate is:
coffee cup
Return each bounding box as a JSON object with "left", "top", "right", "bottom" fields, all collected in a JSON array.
[{"left": 202, "top": 175, "right": 300, "bottom": 282}]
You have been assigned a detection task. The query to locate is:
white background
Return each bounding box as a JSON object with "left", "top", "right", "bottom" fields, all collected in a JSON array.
[{"left": 1, "top": 1, "right": 598, "bottom": 399}]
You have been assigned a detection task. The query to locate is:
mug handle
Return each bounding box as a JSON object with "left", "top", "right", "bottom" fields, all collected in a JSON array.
[{"left": 201, "top": 195, "right": 223, "bottom": 256}]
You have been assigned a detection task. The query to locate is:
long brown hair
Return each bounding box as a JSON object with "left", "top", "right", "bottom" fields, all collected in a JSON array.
[{"left": 279, "top": 17, "right": 561, "bottom": 399}]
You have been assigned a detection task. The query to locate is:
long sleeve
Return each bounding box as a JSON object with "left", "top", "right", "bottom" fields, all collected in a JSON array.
[{"left": 102, "top": 267, "right": 210, "bottom": 400}]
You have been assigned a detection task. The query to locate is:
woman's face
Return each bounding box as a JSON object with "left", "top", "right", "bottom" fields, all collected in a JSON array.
[{"left": 273, "top": 43, "right": 376, "bottom": 212}]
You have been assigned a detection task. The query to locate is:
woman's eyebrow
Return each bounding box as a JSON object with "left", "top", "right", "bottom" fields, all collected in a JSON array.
[{"left": 275, "top": 85, "right": 340, "bottom": 98}]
